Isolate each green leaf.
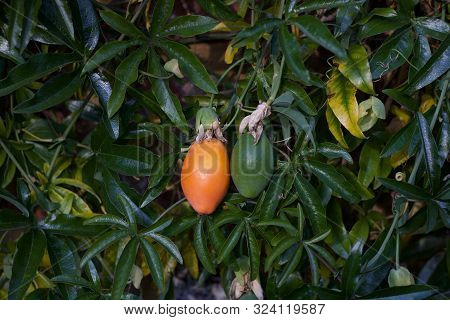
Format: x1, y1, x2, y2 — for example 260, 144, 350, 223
409, 34, 431, 81
147, 52, 188, 132
417, 112, 440, 194
14, 70, 82, 114
102, 169, 153, 227
273, 106, 309, 132
357, 8, 398, 25
161, 15, 218, 37
405, 34, 450, 94
98, 144, 156, 176
259, 166, 288, 220
291, 15, 347, 59
305, 142, 353, 164
279, 244, 303, 286
232, 18, 282, 48
111, 237, 139, 299
358, 139, 381, 187
193, 217, 216, 274
279, 24, 311, 85
149, 0, 174, 37
378, 178, 432, 201
84, 215, 128, 229
298, 0, 364, 12
349, 218, 369, 246
264, 236, 297, 272
294, 174, 328, 236
0, 188, 30, 217
107, 47, 147, 117
342, 245, 362, 298
337, 44, 375, 95
140, 237, 165, 291
0, 209, 30, 231
9, 229, 47, 299
370, 28, 413, 79
335, 3, 361, 36
217, 222, 245, 263
51, 275, 95, 291
0, 36, 24, 64
195, 0, 240, 21
19, 0, 42, 52
381, 118, 417, 157
282, 81, 317, 115
306, 159, 360, 203
147, 233, 183, 264
358, 17, 409, 40
157, 39, 217, 93
47, 235, 79, 299
39, 0, 75, 42
8, 0, 24, 50
80, 230, 129, 267
361, 285, 437, 300
0, 53, 80, 97
99, 10, 147, 39
327, 70, 365, 138
246, 224, 260, 281
70, 0, 99, 51
383, 88, 420, 111
38, 214, 108, 237
257, 219, 298, 235
412, 18, 450, 41
82, 40, 142, 74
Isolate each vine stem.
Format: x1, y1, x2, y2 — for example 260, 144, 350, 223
0, 139, 35, 188
408, 79, 448, 184
368, 79, 449, 270
154, 197, 186, 223
46, 91, 94, 179
223, 38, 272, 131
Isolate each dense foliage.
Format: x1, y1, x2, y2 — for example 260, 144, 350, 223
0, 0, 449, 300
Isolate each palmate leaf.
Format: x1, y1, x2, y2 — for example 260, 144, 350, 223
327, 69, 365, 139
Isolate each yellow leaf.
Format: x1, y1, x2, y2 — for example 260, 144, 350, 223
326, 106, 349, 148
225, 43, 238, 64
212, 21, 249, 32
182, 241, 199, 279
390, 149, 409, 168
419, 94, 435, 113
391, 105, 411, 125
327, 70, 365, 138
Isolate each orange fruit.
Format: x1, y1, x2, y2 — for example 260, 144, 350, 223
181, 139, 230, 214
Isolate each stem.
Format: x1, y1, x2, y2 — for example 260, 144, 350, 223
395, 231, 400, 269
223, 38, 272, 131
154, 197, 186, 223
118, 0, 148, 41
209, 57, 246, 108
0, 139, 35, 187
407, 80, 448, 184
367, 203, 401, 268
47, 91, 94, 179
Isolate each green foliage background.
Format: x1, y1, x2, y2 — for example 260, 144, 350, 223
0, 0, 449, 300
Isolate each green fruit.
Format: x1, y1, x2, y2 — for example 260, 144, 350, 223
388, 267, 415, 287
231, 133, 274, 198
